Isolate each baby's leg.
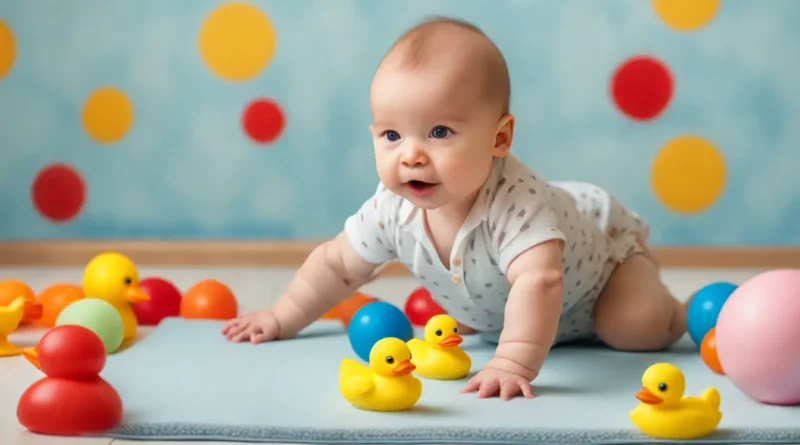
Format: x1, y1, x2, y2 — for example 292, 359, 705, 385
592, 252, 686, 351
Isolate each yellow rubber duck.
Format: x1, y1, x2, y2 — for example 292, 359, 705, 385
407, 314, 471, 379
83, 252, 149, 342
631, 362, 722, 440
0, 296, 42, 356
339, 337, 422, 412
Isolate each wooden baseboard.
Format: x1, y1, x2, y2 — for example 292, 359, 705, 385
0, 241, 797, 272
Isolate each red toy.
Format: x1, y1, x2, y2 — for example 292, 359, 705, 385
404, 287, 446, 326
133, 277, 182, 325
17, 325, 123, 436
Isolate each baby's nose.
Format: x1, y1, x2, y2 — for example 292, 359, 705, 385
400, 145, 428, 166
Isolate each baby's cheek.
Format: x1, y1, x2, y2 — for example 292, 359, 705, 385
446, 156, 491, 189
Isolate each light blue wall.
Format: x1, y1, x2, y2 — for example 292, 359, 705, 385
1, 0, 798, 245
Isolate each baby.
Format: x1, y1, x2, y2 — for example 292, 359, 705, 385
222, 17, 688, 400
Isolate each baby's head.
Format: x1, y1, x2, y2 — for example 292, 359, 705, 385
369, 17, 513, 212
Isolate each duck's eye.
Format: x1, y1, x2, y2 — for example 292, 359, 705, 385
435, 329, 442, 336
658, 383, 668, 392
385, 356, 394, 364
124, 277, 132, 285
453, 327, 458, 333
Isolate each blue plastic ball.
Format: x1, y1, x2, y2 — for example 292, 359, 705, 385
347, 301, 413, 362
687, 281, 738, 346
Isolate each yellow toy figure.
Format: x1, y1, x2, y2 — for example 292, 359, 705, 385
339, 337, 422, 412
0, 297, 42, 356
407, 314, 471, 379
631, 362, 722, 440
83, 252, 149, 342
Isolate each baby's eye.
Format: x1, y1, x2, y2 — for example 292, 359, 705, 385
430, 126, 451, 139
383, 130, 400, 142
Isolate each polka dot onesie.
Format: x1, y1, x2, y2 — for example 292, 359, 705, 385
344, 154, 650, 345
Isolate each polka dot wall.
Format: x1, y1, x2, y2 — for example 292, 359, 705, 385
0, 1, 798, 243
611, 0, 725, 215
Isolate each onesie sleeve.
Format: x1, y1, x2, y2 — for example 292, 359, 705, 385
487, 169, 566, 275
343, 183, 399, 265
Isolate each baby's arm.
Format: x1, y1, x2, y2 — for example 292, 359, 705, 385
223, 232, 381, 342
271, 231, 382, 338
492, 238, 564, 381
461, 162, 567, 399
223, 185, 398, 343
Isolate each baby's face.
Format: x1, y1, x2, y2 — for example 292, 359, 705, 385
369, 62, 507, 211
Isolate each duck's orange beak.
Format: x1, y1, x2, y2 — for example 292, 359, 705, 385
125, 285, 149, 304
635, 387, 662, 405
391, 359, 416, 375
23, 347, 40, 369
438, 333, 463, 347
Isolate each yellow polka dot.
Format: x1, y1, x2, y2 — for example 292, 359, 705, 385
82, 87, 134, 144
652, 0, 720, 31
0, 19, 16, 79
651, 135, 726, 214
198, 3, 276, 81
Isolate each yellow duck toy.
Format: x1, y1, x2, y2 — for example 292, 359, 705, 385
83, 252, 149, 342
0, 296, 43, 356
631, 362, 722, 440
339, 337, 422, 412
407, 314, 471, 380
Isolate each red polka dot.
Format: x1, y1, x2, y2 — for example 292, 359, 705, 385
242, 98, 285, 144
610, 55, 674, 121
31, 163, 86, 223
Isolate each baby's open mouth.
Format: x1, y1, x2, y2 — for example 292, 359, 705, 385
406, 180, 438, 196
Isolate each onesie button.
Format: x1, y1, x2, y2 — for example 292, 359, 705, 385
452, 257, 462, 267
451, 274, 461, 284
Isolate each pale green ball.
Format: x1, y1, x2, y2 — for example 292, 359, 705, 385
55, 298, 124, 353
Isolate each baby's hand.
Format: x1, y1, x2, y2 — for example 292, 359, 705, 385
460, 358, 534, 400
221, 310, 280, 344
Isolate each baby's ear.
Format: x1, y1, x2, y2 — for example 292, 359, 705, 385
493, 113, 515, 157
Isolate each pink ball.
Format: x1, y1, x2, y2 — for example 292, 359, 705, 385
715, 269, 800, 405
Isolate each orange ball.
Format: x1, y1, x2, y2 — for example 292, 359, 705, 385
319, 306, 339, 321
0, 279, 37, 323
180, 279, 238, 320
701, 327, 725, 375
334, 291, 378, 327
35, 283, 85, 327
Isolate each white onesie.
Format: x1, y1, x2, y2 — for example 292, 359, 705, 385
344, 154, 649, 345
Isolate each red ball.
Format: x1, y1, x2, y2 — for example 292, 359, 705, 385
404, 287, 446, 326
35, 325, 106, 380
133, 277, 182, 325
17, 377, 122, 435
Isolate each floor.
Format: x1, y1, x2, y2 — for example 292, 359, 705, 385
0, 265, 770, 445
